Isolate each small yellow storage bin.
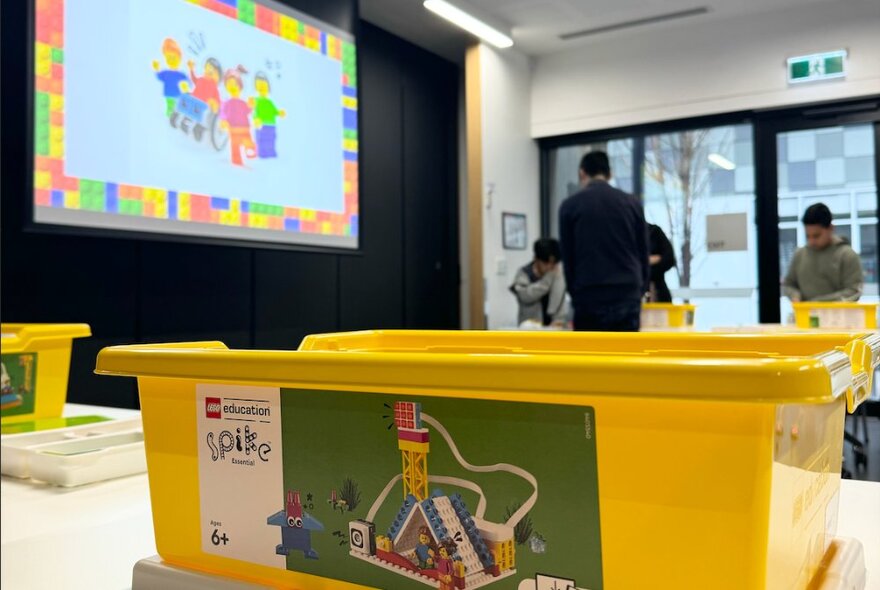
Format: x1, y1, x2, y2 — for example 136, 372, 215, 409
96, 331, 878, 590
641, 302, 696, 329
1, 323, 91, 423
793, 302, 878, 330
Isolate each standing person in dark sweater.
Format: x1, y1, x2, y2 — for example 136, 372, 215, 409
648, 224, 676, 303
559, 151, 650, 331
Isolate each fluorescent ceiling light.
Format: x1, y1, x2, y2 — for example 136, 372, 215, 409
424, 0, 514, 49
708, 153, 736, 170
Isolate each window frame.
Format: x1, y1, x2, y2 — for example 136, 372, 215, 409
538, 97, 880, 323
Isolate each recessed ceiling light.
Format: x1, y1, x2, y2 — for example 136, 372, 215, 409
423, 0, 514, 49
708, 153, 736, 170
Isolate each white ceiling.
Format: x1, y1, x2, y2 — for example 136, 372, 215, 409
361, 0, 840, 62
360, 0, 474, 62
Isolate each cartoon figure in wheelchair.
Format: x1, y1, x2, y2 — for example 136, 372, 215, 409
168, 56, 229, 151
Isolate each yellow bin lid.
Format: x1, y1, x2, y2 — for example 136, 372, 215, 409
792, 302, 878, 309
641, 303, 696, 310
2, 323, 91, 353
95, 331, 878, 408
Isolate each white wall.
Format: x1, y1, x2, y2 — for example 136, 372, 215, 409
479, 45, 541, 329
531, 0, 880, 137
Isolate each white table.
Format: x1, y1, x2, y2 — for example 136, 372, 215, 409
838, 479, 880, 589
2, 404, 878, 589
1, 404, 156, 590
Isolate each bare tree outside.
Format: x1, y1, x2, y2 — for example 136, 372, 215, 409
643, 128, 733, 290
547, 124, 757, 327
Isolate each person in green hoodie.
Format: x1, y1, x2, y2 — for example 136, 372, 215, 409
783, 203, 863, 302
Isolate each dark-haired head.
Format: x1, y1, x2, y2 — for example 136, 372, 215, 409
534, 238, 561, 263
802, 203, 834, 250
579, 151, 611, 182
533, 238, 560, 277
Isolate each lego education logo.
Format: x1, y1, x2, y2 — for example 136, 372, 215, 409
206, 397, 222, 419
206, 397, 273, 422
203, 395, 274, 466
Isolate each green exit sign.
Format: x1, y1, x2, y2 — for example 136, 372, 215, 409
787, 50, 847, 84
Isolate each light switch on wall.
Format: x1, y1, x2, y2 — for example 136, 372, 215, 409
495, 256, 508, 276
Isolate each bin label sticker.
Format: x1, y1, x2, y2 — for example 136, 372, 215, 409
641, 308, 669, 328
1, 353, 37, 417
197, 388, 603, 589
196, 385, 285, 568
808, 308, 866, 329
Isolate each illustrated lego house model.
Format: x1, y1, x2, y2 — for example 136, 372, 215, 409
349, 402, 536, 589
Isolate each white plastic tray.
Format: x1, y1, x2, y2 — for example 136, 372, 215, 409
0, 417, 145, 486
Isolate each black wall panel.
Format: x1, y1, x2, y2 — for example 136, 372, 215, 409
339, 24, 405, 330
402, 46, 460, 329
139, 242, 253, 347
254, 250, 339, 349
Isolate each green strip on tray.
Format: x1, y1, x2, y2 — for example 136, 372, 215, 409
1, 415, 111, 435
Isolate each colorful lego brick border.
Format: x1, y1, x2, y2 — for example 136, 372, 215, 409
33, 0, 358, 239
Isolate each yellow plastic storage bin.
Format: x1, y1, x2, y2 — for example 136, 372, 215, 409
708, 326, 880, 406
640, 302, 696, 329
95, 330, 879, 590
1, 323, 90, 424
793, 302, 878, 330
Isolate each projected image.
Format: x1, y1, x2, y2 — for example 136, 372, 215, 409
151, 38, 287, 166
33, 0, 359, 248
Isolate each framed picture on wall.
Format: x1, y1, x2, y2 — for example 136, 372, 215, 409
502, 212, 528, 250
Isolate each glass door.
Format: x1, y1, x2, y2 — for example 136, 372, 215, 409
542, 122, 759, 330
755, 104, 880, 324
775, 123, 879, 322
540, 101, 880, 328
545, 139, 635, 238
642, 123, 758, 329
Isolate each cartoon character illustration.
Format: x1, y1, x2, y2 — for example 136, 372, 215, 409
0, 362, 23, 411
435, 538, 458, 590
1, 363, 11, 396
249, 72, 286, 158
188, 56, 222, 113
328, 489, 349, 514
152, 38, 189, 117
219, 66, 257, 166
286, 489, 304, 528
267, 488, 324, 559
412, 526, 436, 569
156, 51, 227, 150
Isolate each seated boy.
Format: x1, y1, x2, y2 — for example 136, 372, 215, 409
510, 238, 568, 327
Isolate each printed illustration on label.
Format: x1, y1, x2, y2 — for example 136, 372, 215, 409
196, 387, 602, 588
1, 353, 37, 417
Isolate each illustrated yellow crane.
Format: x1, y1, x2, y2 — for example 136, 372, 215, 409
393, 401, 430, 500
